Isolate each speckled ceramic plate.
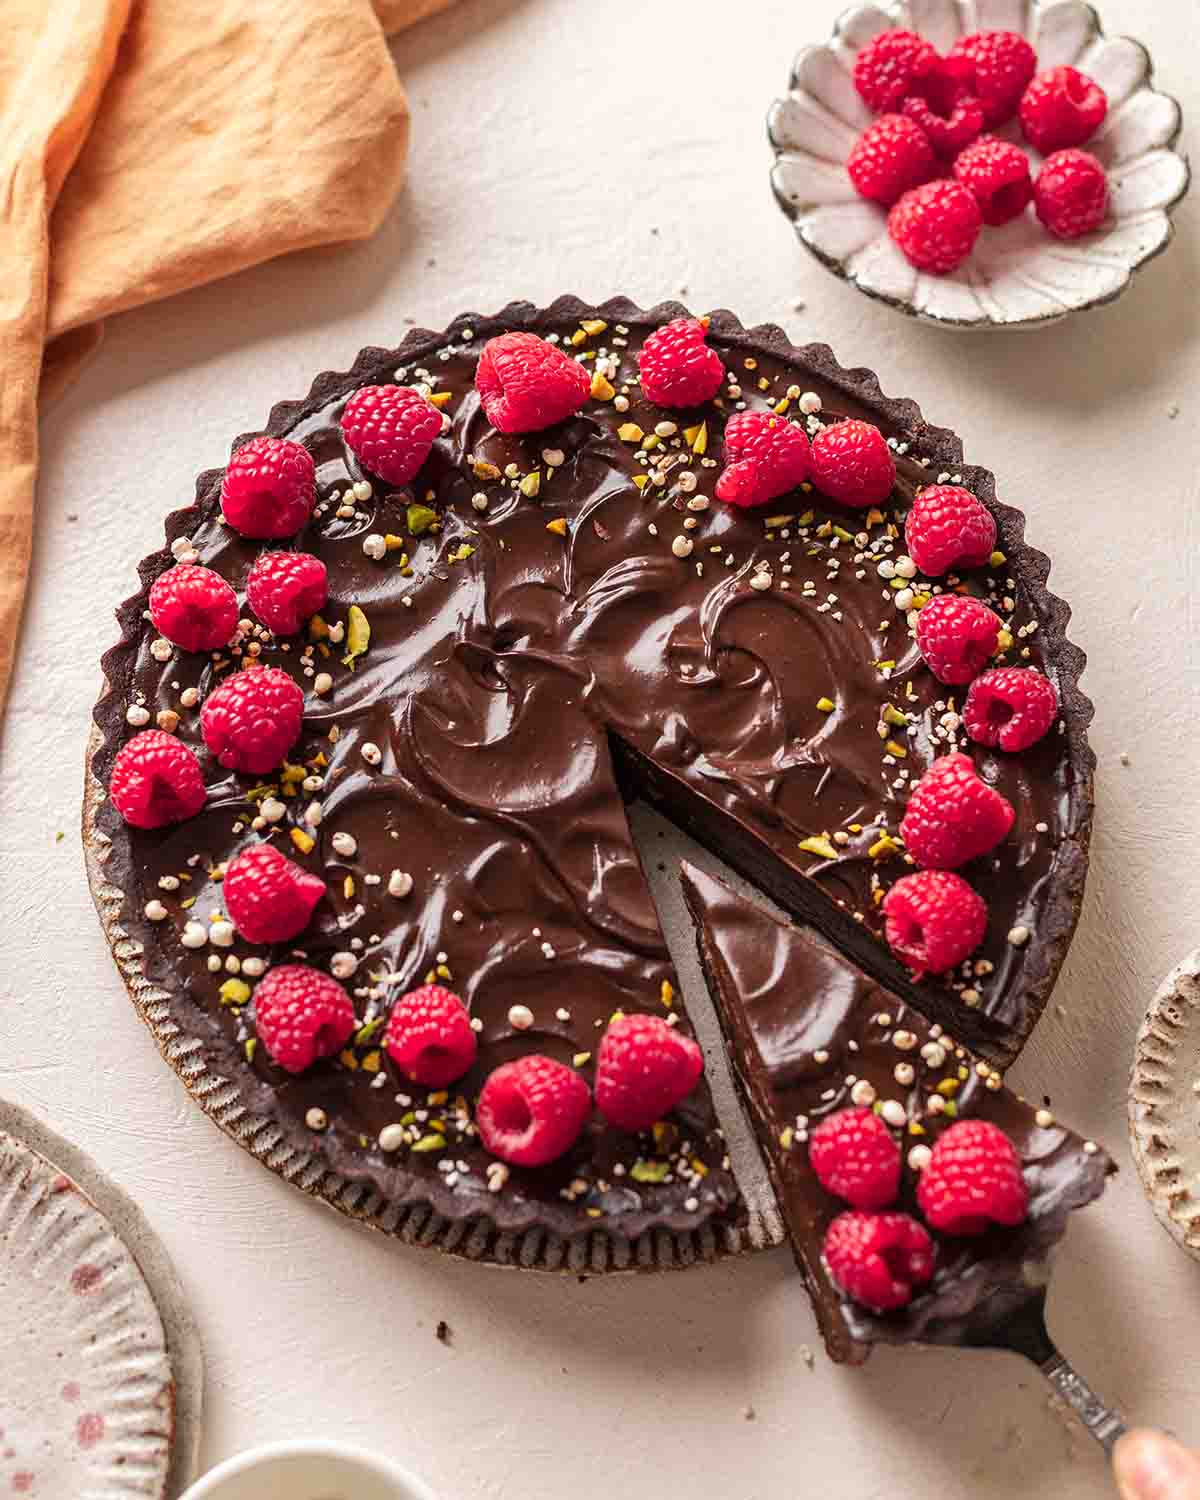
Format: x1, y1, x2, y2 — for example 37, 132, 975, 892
1129, 949, 1200, 1260
0, 1129, 179, 1497
769, 0, 1189, 328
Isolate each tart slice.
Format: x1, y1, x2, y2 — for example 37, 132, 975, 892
680, 861, 1113, 1364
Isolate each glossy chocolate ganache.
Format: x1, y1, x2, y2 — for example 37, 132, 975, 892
90, 297, 1093, 1247
681, 862, 1113, 1362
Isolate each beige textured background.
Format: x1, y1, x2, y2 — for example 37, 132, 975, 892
3, 0, 1198, 1494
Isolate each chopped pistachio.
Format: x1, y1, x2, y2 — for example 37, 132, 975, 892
580, 318, 608, 336
471, 460, 501, 481
989, 550, 1006, 568
290, 828, 315, 855
518, 470, 542, 498
816, 696, 835, 713
617, 422, 645, 444
868, 833, 900, 860
342, 605, 370, 669
219, 978, 251, 1007
590, 371, 615, 401
632, 474, 650, 491
683, 421, 708, 455
884, 740, 908, 758
882, 704, 909, 728
545, 518, 568, 537
355, 1018, 384, 1047
427, 390, 453, 408
798, 834, 838, 861
407, 503, 438, 535
630, 1159, 670, 1184
660, 979, 675, 1010
763, 513, 794, 530
411, 1134, 446, 1153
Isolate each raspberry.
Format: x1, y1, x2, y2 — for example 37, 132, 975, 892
340, 384, 443, 485
252, 963, 356, 1075
1020, 66, 1107, 154
223, 843, 325, 944
200, 666, 304, 775
637, 318, 724, 409
245, 551, 328, 636
384, 984, 478, 1088
715, 412, 810, 508
953, 137, 1033, 226
148, 563, 239, 653
809, 1108, 901, 1210
904, 484, 996, 576
853, 29, 939, 114
109, 730, 206, 829
901, 89, 984, 159
947, 30, 1037, 126
476, 1054, 591, 1167
917, 1119, 1029, 1235
882, 869, 987, 975
823, 1211, 935, 1312
809, 419, 896, 509
595, 1013, 704, 1133
888, 180, 982, 274
915, 594, 1002, 685
1034, 149, 1108, 240
220, 436, 315, 540
900, 753, 1015, 870
847, 114, 936, 207
964, 667, 1059, 752
475, 332, 591, 435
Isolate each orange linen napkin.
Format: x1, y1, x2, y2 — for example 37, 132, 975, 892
0, 0, 131, 715
0, 0, 451, 723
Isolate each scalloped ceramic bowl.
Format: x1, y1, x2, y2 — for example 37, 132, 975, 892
769, 0, 1189, 328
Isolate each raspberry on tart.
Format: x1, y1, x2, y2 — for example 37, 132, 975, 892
200, 665, 304, 775
594, 1013, 704, 1133
914, 593, 1004, 685
637, 317, 724, 408
340, 384, 444, 485
904, 484, 996, 576
476, 1054, 592, 1168
223, 843, 325, 945
846, 115, 937, 207
888, 179, 983, 274
900, 753, 1015, 871
1034, 149, 1109, 240
882, 868, 987, 974
474, 331, 591, 434
715, 411, 810, 508
809, 419, 895, 508
1019, 66, 1107, 154
149, 564, 239, 653
823, 1211, 935, 1312
964, 667, 1059, 751
682, 862, 1114, 1362
852, 29, 939, 114
917, 1119, 1029, 1235
253, 964, 357, 1075
809, 1108, 902, 1210
384, 984, 477, 1087
946, 29, 1037, 126
109, 730, 206, 829
953, 137, 1033, 227
245, 551, 328, 637
221, 436, 315, 539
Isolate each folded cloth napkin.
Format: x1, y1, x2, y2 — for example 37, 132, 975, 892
0, 0, 450, 720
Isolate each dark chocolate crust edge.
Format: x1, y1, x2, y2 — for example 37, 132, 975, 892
84, 294, 1095, 1270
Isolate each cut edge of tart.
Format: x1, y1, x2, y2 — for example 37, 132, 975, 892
680, 859, 1114, 1358
84, 295, 1095, 1272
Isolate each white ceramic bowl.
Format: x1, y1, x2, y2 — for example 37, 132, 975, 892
768, 0, 1189, 328
179, 1440, 437, 1500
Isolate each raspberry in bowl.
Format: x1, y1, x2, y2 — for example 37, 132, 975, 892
768, 0, 1187, 327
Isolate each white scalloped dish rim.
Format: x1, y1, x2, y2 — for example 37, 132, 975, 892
768, 0, 1189, 329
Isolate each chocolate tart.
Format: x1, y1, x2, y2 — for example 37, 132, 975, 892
681, 861, 1114, 1360
86, 296, 1094, 1271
